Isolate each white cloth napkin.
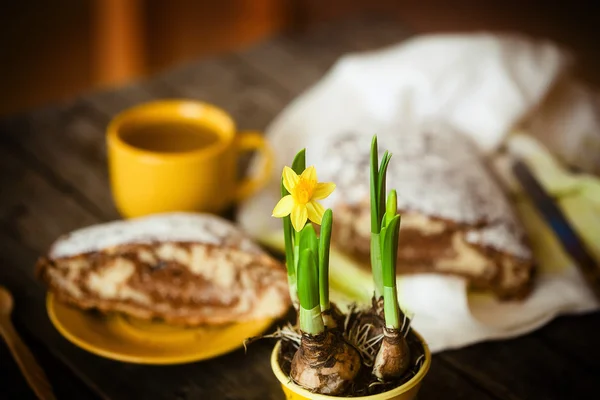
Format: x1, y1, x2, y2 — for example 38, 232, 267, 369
237, 33, 600, 352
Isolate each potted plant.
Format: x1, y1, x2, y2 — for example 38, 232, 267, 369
265, 136, 431, 399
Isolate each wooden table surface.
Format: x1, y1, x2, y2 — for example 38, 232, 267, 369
1, 16, 599, 400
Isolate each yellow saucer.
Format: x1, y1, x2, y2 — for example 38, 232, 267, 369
47, 294, 275, 364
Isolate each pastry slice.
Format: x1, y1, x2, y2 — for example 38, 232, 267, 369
36, 213, 291, 325
322, 129, 534, 300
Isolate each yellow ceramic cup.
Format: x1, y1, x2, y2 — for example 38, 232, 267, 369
270, 331, 431, 400
107, 100, 273, 218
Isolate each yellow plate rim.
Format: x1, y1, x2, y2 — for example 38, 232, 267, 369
46, 293, 273, 365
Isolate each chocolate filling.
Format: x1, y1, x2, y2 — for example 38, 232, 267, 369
332, 205, 534, 300
36, 241, 290, 325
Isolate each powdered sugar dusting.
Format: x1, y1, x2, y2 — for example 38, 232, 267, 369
320, 128, 531, 259
49, 212, 262, 259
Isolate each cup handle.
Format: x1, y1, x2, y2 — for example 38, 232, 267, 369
234, 131, 274, 202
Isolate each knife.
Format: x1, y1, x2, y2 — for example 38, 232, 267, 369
512, 160, 600, 302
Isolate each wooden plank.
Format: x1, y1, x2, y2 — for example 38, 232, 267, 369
237, 16, 411, 95
0, 147, 121, 399
79, 54, 291, 133
0, 78, 178, 224
0, 106, 119, 222
422, 356, 497, 400
0, 340, 37, 400
534, 312, 600, 370
153, 54, 290, 131
78, 81, 159, 118
3, 328, 100, 400
0, 142, 100, 252
0, 232, 113, 400
439, 332, 600, 400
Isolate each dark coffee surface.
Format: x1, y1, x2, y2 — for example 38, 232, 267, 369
119, 122, 220, 153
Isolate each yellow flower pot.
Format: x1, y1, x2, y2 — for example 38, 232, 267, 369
270, 331, 431, 400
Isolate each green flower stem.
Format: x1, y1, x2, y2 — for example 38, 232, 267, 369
282, 216, 294, 274
318, 209, 333, 311
386, 190, 397, 227
291, 148, 307, 285
282, 217, 297, 305
381, 214, 401, 329
281, 164, 294, 273
294, 229, 301, 277
286, 276, 298, 307
299, 224, 319, 268
281, 148, 305, 306
370, 233, 384, 297
297, 248, 324, 334
383, 285, 399, 329
380, 191, 399, 313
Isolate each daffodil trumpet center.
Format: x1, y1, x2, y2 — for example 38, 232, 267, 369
292, 178, 316, 204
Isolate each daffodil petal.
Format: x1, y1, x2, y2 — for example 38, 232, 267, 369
290, 204, 308, 232
312, 182, 336, 200
282, 166, 299, 193
272, 195, 295, 217
306, 201, 325, 225
300, 166, 317, 183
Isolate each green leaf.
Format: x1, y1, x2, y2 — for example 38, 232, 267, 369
370, 232, 384, 297
381, 212, 388, 230
282, 217, 295, 278
297, 249, 320, 310
300, 224, 319, 262
378, 151, 392, 224
281, 175, 294, 277
318, 209, 333, 310
379, 225, 387, 251
291, 149, 306, 175
381, 213, 401, 329
383, 286, 400, 329
382, 215, 401, 288
370, 135, 380, 233
386, 189, 397, 227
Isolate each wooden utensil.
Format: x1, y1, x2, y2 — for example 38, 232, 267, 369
0, 286, 56, 400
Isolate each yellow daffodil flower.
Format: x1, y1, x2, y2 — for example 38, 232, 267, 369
272, 166, 336, 231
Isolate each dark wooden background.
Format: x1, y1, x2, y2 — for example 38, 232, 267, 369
1, 16, 599, 400
2, 0, 600, 116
